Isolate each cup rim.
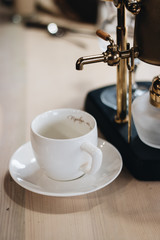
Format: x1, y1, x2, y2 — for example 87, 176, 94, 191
31, 108, 97, 141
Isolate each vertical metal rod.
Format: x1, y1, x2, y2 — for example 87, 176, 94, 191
115, 1, 127, 123
128, 70, 132, 142
127, 47, 134, 143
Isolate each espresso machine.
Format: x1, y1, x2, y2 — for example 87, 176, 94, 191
76, 0, 160, 180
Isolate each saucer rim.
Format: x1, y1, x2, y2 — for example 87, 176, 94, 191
9, 138, 123, 197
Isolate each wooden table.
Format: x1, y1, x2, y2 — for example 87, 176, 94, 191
0, 17, 160, 240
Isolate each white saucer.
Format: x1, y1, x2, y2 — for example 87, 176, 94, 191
9, 138, 122, 197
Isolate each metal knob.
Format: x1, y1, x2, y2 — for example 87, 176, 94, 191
96, 29, 115, 45
150, 75, 160, 108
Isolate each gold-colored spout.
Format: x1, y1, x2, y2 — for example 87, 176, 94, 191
76, 53, 108, 70
76, 30, 122, 71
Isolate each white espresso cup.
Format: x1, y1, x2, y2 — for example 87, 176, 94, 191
31, 109, 102, 181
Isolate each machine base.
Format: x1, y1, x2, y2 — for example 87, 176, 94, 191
85, 82, 160, 180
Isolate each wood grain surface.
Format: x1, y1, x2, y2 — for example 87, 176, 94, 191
0, 20, 160, 240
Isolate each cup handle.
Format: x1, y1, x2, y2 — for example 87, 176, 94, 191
80, 142, 102, 174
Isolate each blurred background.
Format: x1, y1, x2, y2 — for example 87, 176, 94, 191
0, 0, 99, 24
